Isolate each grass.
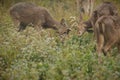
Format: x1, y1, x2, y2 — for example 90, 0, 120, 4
0, 0, 120, 80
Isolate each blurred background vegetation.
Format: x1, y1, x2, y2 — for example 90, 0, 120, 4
0, 0, 120, 80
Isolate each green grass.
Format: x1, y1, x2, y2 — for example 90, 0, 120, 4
0, 0, 120, 80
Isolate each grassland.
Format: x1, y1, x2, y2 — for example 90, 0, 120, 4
0, 0, 120, 80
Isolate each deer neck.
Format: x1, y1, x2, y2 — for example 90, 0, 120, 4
45, 18, 61, 30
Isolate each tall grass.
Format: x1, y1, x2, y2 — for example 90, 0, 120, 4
0, 0, 120, 80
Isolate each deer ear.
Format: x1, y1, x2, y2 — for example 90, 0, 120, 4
60, 18, 67, 27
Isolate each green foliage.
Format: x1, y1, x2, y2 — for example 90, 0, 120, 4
0, 0, 120, 80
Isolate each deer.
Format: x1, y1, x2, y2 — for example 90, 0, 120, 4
77, 2, 118, 36
9, 2, 71, 35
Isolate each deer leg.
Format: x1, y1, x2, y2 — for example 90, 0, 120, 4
117, 43, 120, 53
97, 34, 104, 56
18, 22, 27, 32
96, 34, 104, 62
102, 39, 116, 55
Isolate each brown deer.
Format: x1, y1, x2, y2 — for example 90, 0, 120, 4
77, 2, 118, 36
9, 2, 70, 35
94, 15, 120, 56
